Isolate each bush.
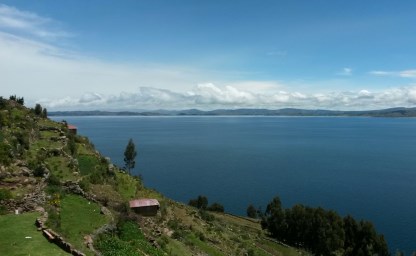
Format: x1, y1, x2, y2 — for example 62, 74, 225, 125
47, 173, 61, 186
33, 165, 47, 177
0, 205, 7, 215
79, 178, 90, 191
207, 202, 224, 212
199, 210, 215, 222
0, 142, 12, 166
0, 189, 12, 201
96, 233, 139, 256
188, 195, 208, 210
247, 204, 257, 218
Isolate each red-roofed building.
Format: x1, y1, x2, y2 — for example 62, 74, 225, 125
67, 124, 77, 135
129, 199, 160, 216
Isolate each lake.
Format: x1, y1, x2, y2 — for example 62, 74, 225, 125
52, 116, 416, 253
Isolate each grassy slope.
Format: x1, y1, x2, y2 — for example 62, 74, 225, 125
59, 195, 110, 255
0, 212, 70, 256
0, 100, 308, 256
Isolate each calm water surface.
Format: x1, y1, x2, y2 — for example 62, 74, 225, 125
53, 116, 416, 253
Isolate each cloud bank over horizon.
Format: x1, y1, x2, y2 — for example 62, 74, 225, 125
2, 3, 416, 111
38, 83, 416, 111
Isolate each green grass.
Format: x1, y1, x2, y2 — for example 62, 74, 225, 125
38, 119, 63, 129
77, 155, 100, 175
45, 156, 76, 181
115, 172, 139, 200
40, 130, 59, 139
258, 239, 310, 256
185, 233, 224, 256
60, 194, 110, 255
31, 139, 63, 151
165, 238, 193, 256
0, 212, 69, 256
96, 221, 164, 256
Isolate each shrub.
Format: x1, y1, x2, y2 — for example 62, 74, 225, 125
199, 210, 215, 222
247, 204, 257, 218
0, 142, 12, 166
207, 202, 224, 212
0, 188, 12, 201
33, 165, 47, 177
0, 205, 7, 215
188, 195, 208, 210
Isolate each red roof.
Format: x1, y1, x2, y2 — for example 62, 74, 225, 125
129, 199, 160, 208
67, 124, 77, 130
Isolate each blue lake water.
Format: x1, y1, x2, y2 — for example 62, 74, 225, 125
52, 116, 416, 253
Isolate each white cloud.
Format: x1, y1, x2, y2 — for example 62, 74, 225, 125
0, 4, 70, 40
2, 4, 416, 112
37, 84, 416, 111
369, 69, 416, 78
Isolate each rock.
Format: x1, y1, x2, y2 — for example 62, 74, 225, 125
100, 206, 112, 217
163, 228, 174, 237
20, 167, 32, 176
35, 206, 45, 213
84, 235, 93, 246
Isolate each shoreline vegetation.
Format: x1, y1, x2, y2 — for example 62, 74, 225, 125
0, 95, 401, 255
49, 107, 416, 117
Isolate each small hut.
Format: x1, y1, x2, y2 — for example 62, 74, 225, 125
129, 199, 160, 216
67, 124, 77, 135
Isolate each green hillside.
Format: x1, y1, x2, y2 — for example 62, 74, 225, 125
1, 96, 392, 256
0, 96, 308, 255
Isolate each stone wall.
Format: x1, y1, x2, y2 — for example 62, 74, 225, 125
35, 211, 86, 256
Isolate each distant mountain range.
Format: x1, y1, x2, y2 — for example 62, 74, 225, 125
49, 107, 416, 117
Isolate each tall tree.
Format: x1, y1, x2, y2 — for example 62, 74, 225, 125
34, 104, 42, 116
123, 138, 137, 174
247, 204, 257, 218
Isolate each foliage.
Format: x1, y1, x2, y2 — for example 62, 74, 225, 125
261, 196, 389, 256
46, 205, 62, 231
199, 210, 215, 222
47, 172, 61, 186
0, 142, 12, 165
96, 221, 164, 256
33, 165, 47, 177
78, 155, 100, 175
96, 234, 140, 256
0, 205, 7, 215
115, 172, 140, 200
207, 202, 225, 212
67, 132, 77, 156
123, 138, 137, 174
9, 95, 24, 105
34, 103, 43, 116
0, 188, 12, 201
247, 204, 258, 218
13, 130, 30, 151
188, 195, 208, 210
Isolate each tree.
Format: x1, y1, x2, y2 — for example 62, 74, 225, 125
188, 195, 208, 210
123, 138, 137, 175
247, 204, 257, 218
42, 108, 47, 118
34, 104, 42, 116
207, 202, 224, 212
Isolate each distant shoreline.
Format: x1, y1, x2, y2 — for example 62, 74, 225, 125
49, 107, 416, 117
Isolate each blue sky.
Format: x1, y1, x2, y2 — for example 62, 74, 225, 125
1, 0, 416, 110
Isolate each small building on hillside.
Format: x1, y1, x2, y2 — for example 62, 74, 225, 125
67, 124, 77, 135
129, 199, 160, 216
